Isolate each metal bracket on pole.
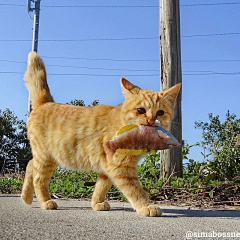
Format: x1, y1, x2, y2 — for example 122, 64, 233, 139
27, 0, 34, 13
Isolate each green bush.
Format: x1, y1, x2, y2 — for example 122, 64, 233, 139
195, 111, 240, 180
0, 177, 23, 193
49, 169, 98, 198
138, 153, 165, 191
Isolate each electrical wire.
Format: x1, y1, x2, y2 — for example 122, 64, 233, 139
1, 71, 240, 76
183, 59, 240, 63
181, 2, 240, 7
42, 56, 159, 62
41, 5, 159, 8
0, 71, 159, 77
182, 32, 240, 38
0, 59, 159, 72
0, 32, 239, 42
2, 57, 240, 64
1, 2, 240, 7
1, 58, 240, 65
0, 37, 157, 42
42, 56, 240, 63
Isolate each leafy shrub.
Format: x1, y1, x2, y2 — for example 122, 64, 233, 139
0, 108, 31, 172
138, 153, 165, 191
0, 177, 23, 193
195, 111, 240, 180
49, 169, 98, 198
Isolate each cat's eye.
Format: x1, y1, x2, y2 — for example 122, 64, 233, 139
137, 108, 146, 114
157, 110, 164, 116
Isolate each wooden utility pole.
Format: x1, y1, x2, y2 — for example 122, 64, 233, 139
160, 0, 183, 178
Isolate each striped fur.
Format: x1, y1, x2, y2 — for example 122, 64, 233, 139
22, 52, 181, 216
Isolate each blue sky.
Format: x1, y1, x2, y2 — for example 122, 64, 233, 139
0, 0, 240, 162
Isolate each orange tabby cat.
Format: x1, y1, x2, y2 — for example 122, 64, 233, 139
21, 52, 181, 217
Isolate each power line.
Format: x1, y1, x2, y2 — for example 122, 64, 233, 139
41, 5, 159, 8
46, 64, 159, 72
0, 71, 159, 77
1, 32, 240, 43
42, 56, 240, 63
1, 2, 240, 7
2, 58, 240, 64
1, 60, 240, 75
181, 2, 240, 7
0, 4, 159, 8
48, 73, 159, 77
1, 71, 240, 76
42, 56, 159, 62
0, 37, 158, 42
183, 72, 240, 75
182, 32, 240, 38
0, 4, 26, 7
0, 71, 23, 74
183, 59, 240, 63
2, 58, 240, 76
0, 59, 159, 72
0, 60, 26, 64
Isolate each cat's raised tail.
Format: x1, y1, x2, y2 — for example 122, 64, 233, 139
24, 52, 54, 109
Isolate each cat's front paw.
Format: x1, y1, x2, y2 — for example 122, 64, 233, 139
92, 201, 110, 211
137, 205, 162, 217
41, 200, 58, 210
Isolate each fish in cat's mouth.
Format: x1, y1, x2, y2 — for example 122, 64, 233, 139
104, 124, 181, 160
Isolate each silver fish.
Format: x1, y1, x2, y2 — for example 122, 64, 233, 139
103, 125, 181, 160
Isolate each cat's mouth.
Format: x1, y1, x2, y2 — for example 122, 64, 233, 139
139, 120, 161, 127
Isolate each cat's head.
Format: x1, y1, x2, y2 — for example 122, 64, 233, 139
121, 78, 181, 131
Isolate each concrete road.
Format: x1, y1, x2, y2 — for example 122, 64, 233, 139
0, 195, 240, 240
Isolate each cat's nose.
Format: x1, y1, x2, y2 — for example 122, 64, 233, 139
147, 119, 155, 126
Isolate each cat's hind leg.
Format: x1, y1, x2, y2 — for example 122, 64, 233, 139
91, 173, 112, 211
32, 157, 58, 210
21, 160, 34, 205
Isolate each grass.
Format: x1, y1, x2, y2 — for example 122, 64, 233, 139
1, 154, 239, 209
0, 169, 125, 200
0, 176, 23, 194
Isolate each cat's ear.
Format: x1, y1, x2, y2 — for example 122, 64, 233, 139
163, 83, 181, 105
121, 77, 141, 95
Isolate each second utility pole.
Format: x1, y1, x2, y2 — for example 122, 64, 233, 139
31, 0, 41, 52
27, 0, 41, 113
160, 0, 183, 178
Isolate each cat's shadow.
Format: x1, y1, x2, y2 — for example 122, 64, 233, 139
29, 198, 240, 218
57, 206, 240, 218
162, 208, 240, 218
44, 206, 240, 218
49, 206, 135, 212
